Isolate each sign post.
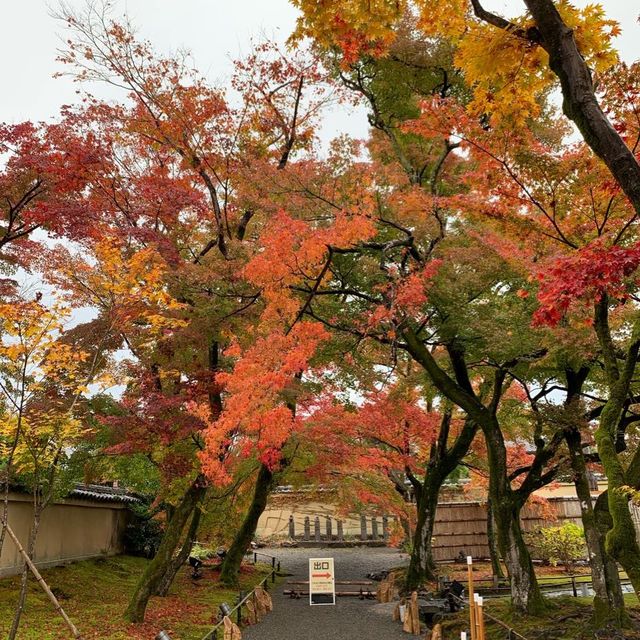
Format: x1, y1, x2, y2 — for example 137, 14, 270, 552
309, 557, 335, 605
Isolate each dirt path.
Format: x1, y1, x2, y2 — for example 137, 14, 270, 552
243, 547, 410, 640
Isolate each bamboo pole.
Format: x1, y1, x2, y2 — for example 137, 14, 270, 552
476, 595, 485, 640
5, 523, 84, 639
467, 556, 476, 640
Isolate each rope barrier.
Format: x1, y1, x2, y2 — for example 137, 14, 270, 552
199, 551, 282, 640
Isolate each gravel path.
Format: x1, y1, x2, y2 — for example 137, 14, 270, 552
242, 547, 410, 640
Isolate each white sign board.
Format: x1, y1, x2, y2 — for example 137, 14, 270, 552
309, 557, 335, 605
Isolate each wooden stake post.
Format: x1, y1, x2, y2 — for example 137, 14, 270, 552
467, 556, 476, 640
5, 523, 84, 639
474, 595, 481, 640
477, 595, 486, 640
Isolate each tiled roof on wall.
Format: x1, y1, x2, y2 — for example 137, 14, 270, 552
67, 484, 141, 504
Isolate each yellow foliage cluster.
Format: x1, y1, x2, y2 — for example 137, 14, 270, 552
290, 0, 403, 53
455, 22, 551, 126
0, 299, 91, 475
458, 1, 619, 125
4, 413, 87, 477
0, 301, 85, 391
52, 239, 186, 349
292, 0, 620, 125
414, 0, 468, 39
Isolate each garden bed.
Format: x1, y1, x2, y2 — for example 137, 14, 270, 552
0, 555, 273, 639
392, 563, 640, 639
440, 595, 640, 640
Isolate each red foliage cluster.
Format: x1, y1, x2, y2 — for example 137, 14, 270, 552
200, 322, 329, 485
534, 241, 640, 325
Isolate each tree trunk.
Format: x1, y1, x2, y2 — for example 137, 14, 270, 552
399, 515, 412, 545
406, 473, 441, 590
401, 328, 542, 612
155, 505, 202, 597
405, 414, 477, 591
594, 491, 627, 616
486, 500, 505, 581
596, 410, 640, 598
565, 427, 624, 626
220, 463, 274, 586
492, 491, 544, 614
484, 419, 544, 614
590, 301, 640, 599
523, 0, 640, 215
124, 480, 206, 623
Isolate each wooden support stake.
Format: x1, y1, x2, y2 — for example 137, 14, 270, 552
473, 594, 480, 640
5, 523, 84, 639
467, 556, 476, 640
477, 596, 486, 640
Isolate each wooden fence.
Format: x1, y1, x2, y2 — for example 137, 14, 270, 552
430, 497, 584, 562
259, 496, 602, 561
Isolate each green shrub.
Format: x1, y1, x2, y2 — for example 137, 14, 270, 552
530, 523, 586, 572
123, 504, 164, 558
190, 543, 217, 560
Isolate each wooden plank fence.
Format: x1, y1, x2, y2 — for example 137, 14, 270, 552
263, 496, 633, 561
430, 497, 584, 562
433, 497, 582, 562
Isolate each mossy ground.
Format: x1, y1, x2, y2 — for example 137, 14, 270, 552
0, 555, 274, 639
440, 595, 640, 640
394, 562, 640, 639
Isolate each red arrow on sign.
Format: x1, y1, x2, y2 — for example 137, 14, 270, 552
312, 572, 332, 578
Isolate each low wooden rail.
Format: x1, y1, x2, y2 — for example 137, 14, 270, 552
199, 551, 281, 640
481, 607, 530, 640
442, 569, 630, 598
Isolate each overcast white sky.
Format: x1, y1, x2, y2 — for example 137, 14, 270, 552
1, 0, 638, 141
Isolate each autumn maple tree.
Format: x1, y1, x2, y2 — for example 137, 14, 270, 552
44, 2, 352, 619
0, 293, 118, 638
288, 0, 640, 622
408, 69, 640, 621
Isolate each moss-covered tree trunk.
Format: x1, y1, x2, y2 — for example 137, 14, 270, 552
405, 414, 477, 591
155, 505, 202, 597
595, 407, 640, 596
219, 463, 274, 586
125, 480, 206, 622
484, 418, 545, 614
593, 301, 640, 599
486, 500, 505, 581
406, 474, 440, 590
594, 492, 626, 613
492, 491, 543, 614
565, 426, 624, 626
